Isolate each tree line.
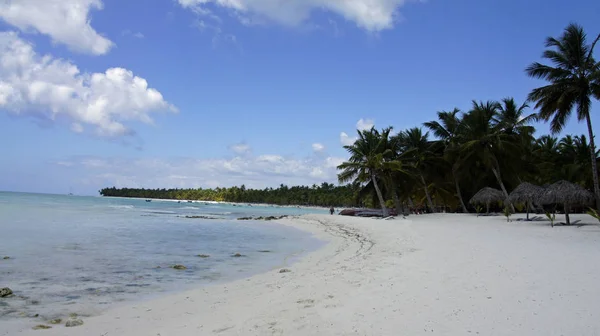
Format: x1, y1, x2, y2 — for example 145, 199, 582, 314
337, 23, 600, 216
99, 183, 362, 207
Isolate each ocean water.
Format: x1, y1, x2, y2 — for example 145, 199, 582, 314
0, 192, 326, 324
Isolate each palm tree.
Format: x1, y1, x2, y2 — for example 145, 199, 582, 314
526, 23, 600, 210
424, 108, 469, 212
337, 127, 396, 217
394, 127, 440, 212
495, 98, 537, 136
459, 100, 519, 212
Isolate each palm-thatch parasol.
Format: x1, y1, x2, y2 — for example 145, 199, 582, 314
508, 182, 545, 220
537, 180, 594, 226
470, 187, 505, 214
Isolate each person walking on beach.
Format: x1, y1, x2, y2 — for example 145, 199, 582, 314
329, 206, 335, 215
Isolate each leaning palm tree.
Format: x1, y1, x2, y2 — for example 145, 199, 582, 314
337, 127, 396, 217
458, 100, 519, 212
526, 23, 600, 210
424, 108, 469, 212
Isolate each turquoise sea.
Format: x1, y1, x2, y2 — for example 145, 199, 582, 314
0, 192, 325, 324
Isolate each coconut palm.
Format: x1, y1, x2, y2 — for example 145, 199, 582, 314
337, 127, 397, 217
458, 100, 518, 212
394, 127, 441, 212
526, 23, 600, 210
495, 98, 537, 137
424, 108, 469, 212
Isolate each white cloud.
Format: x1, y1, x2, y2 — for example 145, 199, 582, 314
229, 142, 252, 154
58, 154, 347, 191
0, 0, 113, 55
340, 132, 356, 146
356, 118, 374, 131
177, 0, 416, 32
0, 32, 176, 137
312, 143, 325, 152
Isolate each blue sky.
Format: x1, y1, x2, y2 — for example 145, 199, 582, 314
1, 0, 599, 195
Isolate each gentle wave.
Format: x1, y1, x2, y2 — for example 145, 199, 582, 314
108, 205, 135, 209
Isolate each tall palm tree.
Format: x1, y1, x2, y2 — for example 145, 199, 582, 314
337, 127, 396, 217
459, 100, 519, 211
394, 127, 440, 212
424, 108, 469, 212
526, 23, 600, 210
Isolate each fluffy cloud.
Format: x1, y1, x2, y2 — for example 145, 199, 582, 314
0, 32, 176, 137
177, 0, 416, 32
229, 142, 252, 154
356, 118, 374, 131
340, 132, 356, 146
0, 0, 113, 55
312, 143, 325, 152
57, 154, 346, 192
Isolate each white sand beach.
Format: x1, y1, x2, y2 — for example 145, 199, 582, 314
9, 213, 600, 335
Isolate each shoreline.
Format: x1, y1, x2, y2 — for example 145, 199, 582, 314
8, 213, 600, 335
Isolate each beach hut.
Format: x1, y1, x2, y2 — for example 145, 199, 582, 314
470, 187, 504, 215
537, 180, 594, 226
508, 182, 544, 220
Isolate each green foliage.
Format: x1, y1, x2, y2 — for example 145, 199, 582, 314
99, 183, 360, 207
475, 205, 483, 215
503, 206, 512, 222
515, 203, 525, 212
586, 208, 600, 223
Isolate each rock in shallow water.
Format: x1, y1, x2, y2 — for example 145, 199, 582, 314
48, 318, 62, 325
0, 287, 13, 297
171, 264, 187, 270
2, 256, 9, 260
196, 254, 210, 258
279, 269, 292, 273
232, 253, 245, 258
65, 318, 84, 327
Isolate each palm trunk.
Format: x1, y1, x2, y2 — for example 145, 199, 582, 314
564, 203, 571, 226
419, 174, 435, 212
526, 200, 530, 221
585, 114, 600, 211
491, 165, 515, 212
371, 174, 389, 217
453, 170, 468, 213
389, 180, 402, 215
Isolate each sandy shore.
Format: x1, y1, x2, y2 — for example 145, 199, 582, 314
9, 213, 600, 335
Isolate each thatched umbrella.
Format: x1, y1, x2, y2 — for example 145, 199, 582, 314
470, 187, 504, 214
537, 180, 594, 226
508, 182, 545, 220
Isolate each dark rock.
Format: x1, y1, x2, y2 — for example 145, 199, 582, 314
65, 318, 84, 327
32, 325, 52, 330
196, 254, 210, 258
2, 256, 9, 260
0, 287, 13, 297
258, 250, 271, 253
171, 264, 187, 270
237, 217, 253, 220
279, 269, 292, 273
48, 319, 62, 325
232, 253, 245, 258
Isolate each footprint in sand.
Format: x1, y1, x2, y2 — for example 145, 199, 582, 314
296, 299, 315, 308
